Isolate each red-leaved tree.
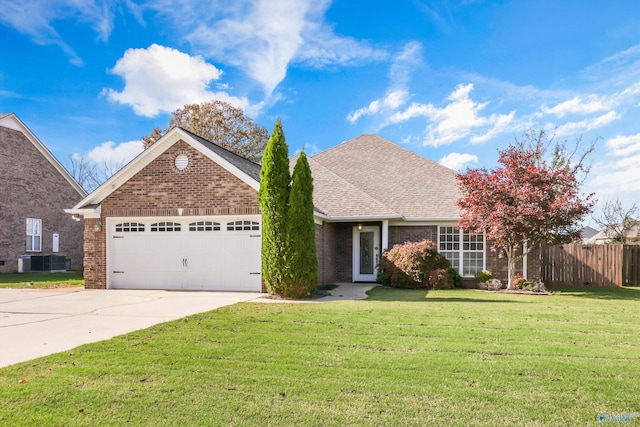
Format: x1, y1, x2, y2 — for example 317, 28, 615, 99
457, 145, 595, 289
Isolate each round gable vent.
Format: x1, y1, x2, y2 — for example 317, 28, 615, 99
174, 154, 189, 171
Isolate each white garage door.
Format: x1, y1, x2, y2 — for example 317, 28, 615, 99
107, 217, 262, 291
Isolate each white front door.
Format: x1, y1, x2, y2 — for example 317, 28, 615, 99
353, 226, 380, 282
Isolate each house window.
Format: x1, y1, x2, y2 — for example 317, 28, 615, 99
438, 227, 484, 277
150, 221, 181, 232
226, 220, 260, 231
26, 218, 42, 252
189, 221, 220, 231
115, 222, 145, 232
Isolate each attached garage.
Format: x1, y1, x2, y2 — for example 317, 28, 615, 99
67, 127, 264, 291
107, 217, 262, 291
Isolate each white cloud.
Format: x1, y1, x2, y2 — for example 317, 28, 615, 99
0, 0, 116, 66
294, 142, 321, 156
390, 83, 515, 147
605, 132, 640, 156
86, 140, 144, 169
542, 95, 610, 117
582, 43, 640, 82
347, 90, 409, 123
103, 44, 252, 117
438, 152, 478, 171
586, 130, 640, 209
470, 111, 515, 144
346, 42, 422, 124
554, 110, 620, 136
152, 0, 386, 94
588, 154, 640, 204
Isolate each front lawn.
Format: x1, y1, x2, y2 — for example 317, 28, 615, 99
1, 287, 639, 426
0, 271, 84, 288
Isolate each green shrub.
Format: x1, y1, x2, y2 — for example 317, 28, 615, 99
378, 240, 452, 289
448, 268, 464, 288
259, 119, 291, 296
474, 270, 492, 285
282, 152, 317, 298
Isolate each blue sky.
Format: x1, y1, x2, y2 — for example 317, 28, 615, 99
2, 1, 640, 215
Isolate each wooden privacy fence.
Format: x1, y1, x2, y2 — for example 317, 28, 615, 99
540, 244, 640, 287
623, 245, 640, 286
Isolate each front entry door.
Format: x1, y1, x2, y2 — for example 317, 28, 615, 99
353, 226, 380, 282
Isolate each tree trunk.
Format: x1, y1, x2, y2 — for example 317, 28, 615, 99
506, 247, 515, 290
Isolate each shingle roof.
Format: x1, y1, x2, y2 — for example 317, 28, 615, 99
179, 127, 262, 181
306, 134, 462, 220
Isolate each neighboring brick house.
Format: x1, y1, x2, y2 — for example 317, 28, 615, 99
0, 113, 85, 272
69, 129, 531, 290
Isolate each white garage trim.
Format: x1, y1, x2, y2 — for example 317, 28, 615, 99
106, 215, 262, 291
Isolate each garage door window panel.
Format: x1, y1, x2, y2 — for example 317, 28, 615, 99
227, 220, 260, 231
189, 221, 220, 232
115, 222, 145, 232
151, 221, 182, 232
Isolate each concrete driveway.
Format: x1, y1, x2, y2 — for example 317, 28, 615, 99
0, 288, 263, 368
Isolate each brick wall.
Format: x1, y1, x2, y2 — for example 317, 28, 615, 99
387, 225, 541, 286
485, 243, 541, 284
389, 225, 438, 247
0, 126, 84, 272
333, 223, 354, 282
85, 140, 260, 288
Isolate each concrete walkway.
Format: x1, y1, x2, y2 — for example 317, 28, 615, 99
0, 288, 263, 368
320, 282, 378, 301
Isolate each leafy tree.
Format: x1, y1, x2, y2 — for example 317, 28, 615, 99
142, 100, 269, 162
592, 198, 639, 244
258, 119, 291, 295
283, 152, 317, 298
457, 143, 595, 289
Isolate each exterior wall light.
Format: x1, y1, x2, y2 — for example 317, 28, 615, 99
357, 223, 363, 231
94, 219, 102, 233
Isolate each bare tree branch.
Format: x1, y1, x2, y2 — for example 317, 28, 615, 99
69, 154, 100, 192
514, 128, 598, 183
592, 198, 640, 244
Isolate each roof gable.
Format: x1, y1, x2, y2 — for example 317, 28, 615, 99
69, 127, 260, 212
0, 113, 86, 197
309, 134, 462, 220
179, 127, 261, 182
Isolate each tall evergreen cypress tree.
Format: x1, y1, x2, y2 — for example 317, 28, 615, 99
284, 152, 318, 298
258, 119, 291, 295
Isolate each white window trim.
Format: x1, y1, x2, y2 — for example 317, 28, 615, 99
26, 218, 42, 252
437, 226, 486, 277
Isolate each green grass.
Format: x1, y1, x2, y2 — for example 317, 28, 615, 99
0, 271, 84, 288
1, 287, 640, 426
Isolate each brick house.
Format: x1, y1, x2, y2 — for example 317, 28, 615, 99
68, 128, 530, 290
0, 113, 85, 272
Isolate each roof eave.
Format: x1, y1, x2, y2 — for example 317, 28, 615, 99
314, 213, 404, 222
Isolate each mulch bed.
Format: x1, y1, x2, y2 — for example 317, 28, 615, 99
487, 289, 554, 295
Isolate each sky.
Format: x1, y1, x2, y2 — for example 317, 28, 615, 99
1, 0, 640, 220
